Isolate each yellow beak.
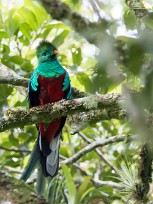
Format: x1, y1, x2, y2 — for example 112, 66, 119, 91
53, 50, 58, 55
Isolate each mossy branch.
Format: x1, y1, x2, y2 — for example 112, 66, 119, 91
125, 0, 149, 19
0, 93, 123, 132
134, 144, 153, 203
0, 171, 47, 204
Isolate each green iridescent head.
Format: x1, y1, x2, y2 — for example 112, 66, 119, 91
36, 41, 58, 63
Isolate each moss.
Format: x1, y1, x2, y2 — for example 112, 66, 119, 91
83, 95, 98, 109
133, 144, 152, 203
0, 171, 47, 204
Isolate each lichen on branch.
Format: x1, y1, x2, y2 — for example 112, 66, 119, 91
0, 93, 123, 132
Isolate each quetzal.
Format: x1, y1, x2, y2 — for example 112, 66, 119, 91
21, 41, 72, 181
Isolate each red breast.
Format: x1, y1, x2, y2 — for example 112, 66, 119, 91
38, 72, 66, 105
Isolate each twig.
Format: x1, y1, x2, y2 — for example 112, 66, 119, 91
74, 162, 122, 189
60, 154, 122, 189
78, 132, 119, 174
90, 0, 103, 22
1, 141, 124, 189
94, 160, 102, 180
61, 134, 128, 165
2, 167, 22, 174
0, 145, 30, 153
0, 63, 29, 87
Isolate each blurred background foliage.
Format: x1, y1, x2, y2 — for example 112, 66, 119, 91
0, 0, 153, 203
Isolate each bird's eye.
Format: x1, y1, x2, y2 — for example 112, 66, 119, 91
43, 52, 47, 56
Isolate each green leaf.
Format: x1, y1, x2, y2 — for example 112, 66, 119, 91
76, 72, 94, 93
9, 134, 19, 146
45, 22, 70, 30
117, 36, 136, 43
21, 60, 34, 71
126, 43, 144, 75
72, 47, 82, 66
38, 27, 51, 39
75, 176, 91, 203
24, 0, 49, 25
40, 22, 71, 39
18, 7, 38, 31
48, 178, 58, 203
62, 164, 76, 204
0, 31, 9, 39
7, 8, 21, 34
123, 9, 137, 30
52, 30, 70, 47
101, 186, 113, 194
0, 84, 13, 107
1, 44, 10, 54
10, 56, 23, 65
20, 23, 32, 39
1, 54, 15, 69
18, 35, 30, 46
144, 16, 153, 30
80, 187, 95, 201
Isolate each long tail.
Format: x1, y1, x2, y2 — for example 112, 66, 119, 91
21, 133, 60, 180
36, 163, 46, 195
21, 137, 46, 195
39, 132, 60, 177
21, 138, 40, 181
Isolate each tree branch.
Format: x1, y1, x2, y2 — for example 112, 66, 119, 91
61, 134, 129, 165
0, 63, 29, 87
125, 0, 149, 19
60, 154, 123, 189
73, 162, 123, 189
0, 64, 127, 134
78, 132, 119, 174
0, 171, 47, 204
135, 144, 153, 202
40, 0, 108, 45
0, 93, 123, 132
69, 108, 126, 134
0, 148, 122, 190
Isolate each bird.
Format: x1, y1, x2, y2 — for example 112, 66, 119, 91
21, 41, 72, 182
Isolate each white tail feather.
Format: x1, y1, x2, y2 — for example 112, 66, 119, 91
50, 134, 60, 151
46, 134, 60, 176
39, 132, 42, 151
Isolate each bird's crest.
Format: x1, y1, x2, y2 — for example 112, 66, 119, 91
36, 41, 57, 57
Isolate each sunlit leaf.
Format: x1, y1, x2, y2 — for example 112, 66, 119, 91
10, 56, 23, 65
18, 35, 30, 46
24, 0, 49, 25
76, 72, 94, 93
21, 59, 34, 72
18, 7, 38, 31
52, 30, 70, 47
123, 9, 137, 30
72, 47, 82, 65
20, 23, 32, 39
62, 164, 76, 204
6, 8, 21, 34
0, 31, 9, 39
75, 176, 91, 203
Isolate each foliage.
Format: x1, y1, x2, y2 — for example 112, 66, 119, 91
0, 0, 153, 203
